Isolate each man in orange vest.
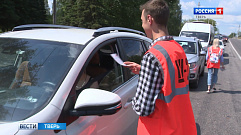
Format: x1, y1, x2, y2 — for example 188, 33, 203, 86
124, 0, 197, 134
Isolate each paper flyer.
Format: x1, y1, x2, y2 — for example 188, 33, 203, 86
110, 53, 129, 66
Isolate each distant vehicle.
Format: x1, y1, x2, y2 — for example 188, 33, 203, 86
174, 36, 206, 88
0, 24, 152, 135
222, 35, 228, 43
214, 34, 223, 40
179, 21, 214, 52
219, 40, 225, 54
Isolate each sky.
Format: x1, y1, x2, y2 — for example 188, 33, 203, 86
48, 0, 240, 36
180, 0, 241, 36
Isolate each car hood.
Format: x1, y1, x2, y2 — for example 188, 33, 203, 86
0, 122, 19, 134
186, 54, 198, 63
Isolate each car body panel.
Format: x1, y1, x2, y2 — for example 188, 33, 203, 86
0, 26, 152, 134
65, 77, 139, 135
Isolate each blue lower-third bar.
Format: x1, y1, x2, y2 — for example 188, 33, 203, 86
38, 123, 66, 130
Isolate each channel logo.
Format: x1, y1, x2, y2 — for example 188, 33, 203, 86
194, 7, 223, 19
194, 8, 223, 15
19, 123, 66, 130
19, 123, 38, 130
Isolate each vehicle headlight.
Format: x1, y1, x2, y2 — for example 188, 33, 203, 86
189, 62, 196, 69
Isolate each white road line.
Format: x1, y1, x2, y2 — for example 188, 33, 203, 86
229, 39, 241, 60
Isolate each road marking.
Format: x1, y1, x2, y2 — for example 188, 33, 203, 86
229, 40, 241, 60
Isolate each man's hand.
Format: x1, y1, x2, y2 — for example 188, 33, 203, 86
123, 61, 141, 74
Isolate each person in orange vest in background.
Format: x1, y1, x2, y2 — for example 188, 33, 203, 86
124, 0, 197, 134
206, 38, 225, 93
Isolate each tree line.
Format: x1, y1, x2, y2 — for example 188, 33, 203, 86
0, 0, 49, 32
0, 0, 182, 36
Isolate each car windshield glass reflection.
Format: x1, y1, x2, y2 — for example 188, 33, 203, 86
180, 31, 209, 42
0, 38, 83, 122
177, 41, 196, 54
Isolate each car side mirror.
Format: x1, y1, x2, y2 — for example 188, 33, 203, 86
70, 88, 122, 116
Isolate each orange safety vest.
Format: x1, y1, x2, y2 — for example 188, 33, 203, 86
207, 46, 223, 69
137, 40, 197, 135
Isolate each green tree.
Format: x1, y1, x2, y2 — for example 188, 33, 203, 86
166, 0, 182, 36
76, 0, 105, 29
56, 0, 182, 34
57, 0, 146, 30
44, 0, 52, 24
0, 0, 19, 31
100, 0, 147, 31
14, 0, 47, 25
229, 32, 236, 38
0, 0, 49, 32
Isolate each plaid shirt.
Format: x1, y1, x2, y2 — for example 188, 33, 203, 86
132, 36, 173, 116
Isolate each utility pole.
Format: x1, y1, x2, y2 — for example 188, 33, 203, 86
198, 2, 200, 21
238, 24, 240, 38
53, 0, 57, 24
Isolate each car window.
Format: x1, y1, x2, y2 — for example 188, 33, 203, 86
57, 40, 125, 128
75, 41, 124, 93
98, 44, 124, 91
0, 38, 84, 122
121, 39, 146, 64
180, 31, 209, 42
176, 41, 196, 54
144, 41, 151, 50
120, 39, 147, 78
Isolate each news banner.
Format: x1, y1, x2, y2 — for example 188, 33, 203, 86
19, 123, 66, 130
194, 7, 223, 19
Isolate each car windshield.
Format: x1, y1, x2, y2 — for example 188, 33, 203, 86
180, 31, 209, 42
176, 41, 197, 54
0, 38, 83, 122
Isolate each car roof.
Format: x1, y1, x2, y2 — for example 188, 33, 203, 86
173, 36, 198, 42
0, 28, 96, 45
0, 24, 147, 45
181, 22, 212, 33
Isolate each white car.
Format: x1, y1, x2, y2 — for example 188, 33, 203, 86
0, 24, 152, 135
219, 40, 225, 54
174, 37, 206, 88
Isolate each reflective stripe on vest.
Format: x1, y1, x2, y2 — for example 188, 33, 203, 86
153, 45, 189, 103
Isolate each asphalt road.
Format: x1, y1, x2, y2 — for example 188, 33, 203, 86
189, 39, 241, 135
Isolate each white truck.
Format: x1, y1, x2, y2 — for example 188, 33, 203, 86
179, 21, 214, 51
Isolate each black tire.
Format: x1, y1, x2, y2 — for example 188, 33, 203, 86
190, 74, 199, 89
200, 67, 204, 76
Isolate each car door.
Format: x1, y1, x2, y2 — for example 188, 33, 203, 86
198, 41, 205, 73
56, 38, 142, 135
91, 37, 151, 135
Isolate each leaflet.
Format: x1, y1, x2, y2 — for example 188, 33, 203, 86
110, 53, 129, 66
